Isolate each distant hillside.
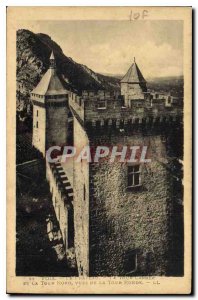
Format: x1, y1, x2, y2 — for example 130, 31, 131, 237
17, 29, 120, 97
102, 72, 184, 96
147, 76, 184, 98
17, 29, 183, 99
16, 28, 183, 113
148, 75, 184, 83
101, 73, 123, 80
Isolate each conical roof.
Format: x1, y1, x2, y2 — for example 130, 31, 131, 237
121, 59, 146, 83
32, 52, 67, 96
32, 69, 67, 96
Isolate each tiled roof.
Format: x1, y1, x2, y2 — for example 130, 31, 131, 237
121, 61, 146, 83
32, 51, 67, 96
32, 68, 67, 96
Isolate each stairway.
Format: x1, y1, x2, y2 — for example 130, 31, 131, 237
51, 161, 73, 203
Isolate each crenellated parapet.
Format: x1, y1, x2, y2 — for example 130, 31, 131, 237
68, 59, 182, 131
48, 161, 73, 208
69, 88, 183, 132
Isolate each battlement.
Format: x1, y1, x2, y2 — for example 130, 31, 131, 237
34, 54, 184, 277
82, 90, 120, 100
69, 89, 183, 130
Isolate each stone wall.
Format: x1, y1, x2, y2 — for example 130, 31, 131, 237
46, 105, 69, 150
121, 81, 147, 107
69, 90, 182, 127
88, 132, 175, 276
46, 161, 69, 250
32, 105, 46, 155
73, 118, 89, 276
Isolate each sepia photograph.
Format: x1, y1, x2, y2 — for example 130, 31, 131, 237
6, 6, 192, 294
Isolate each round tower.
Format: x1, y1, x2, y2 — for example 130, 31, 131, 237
31, 51, 69, 155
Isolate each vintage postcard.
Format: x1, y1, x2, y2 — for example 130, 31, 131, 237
7, 6, 192, 294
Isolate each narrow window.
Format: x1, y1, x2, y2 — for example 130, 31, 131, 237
36, 121, 38, 128
37, 110, 38, 117
83, 184, 86, 201
79, 263, 84, 276
127, 165, 141, 188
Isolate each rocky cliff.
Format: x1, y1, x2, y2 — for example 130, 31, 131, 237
17, 29, 120, 98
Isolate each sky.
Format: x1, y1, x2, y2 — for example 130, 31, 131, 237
20, 20, 183, 78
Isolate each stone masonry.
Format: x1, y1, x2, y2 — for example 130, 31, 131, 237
32, 54, 183, 277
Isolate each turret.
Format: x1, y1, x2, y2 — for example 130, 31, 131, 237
31, 51, 69, 155
121, 58, 147, 107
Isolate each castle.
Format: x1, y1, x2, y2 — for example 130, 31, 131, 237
31, 52, 183, 276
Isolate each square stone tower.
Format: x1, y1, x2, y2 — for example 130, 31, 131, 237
69, 61, 183, 277
121, 58, 147, 107
31, 51, 69, 156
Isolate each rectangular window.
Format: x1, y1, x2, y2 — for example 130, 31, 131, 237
97, 100, 106, 109
36, 121, 38, 128
37, 110, 38, 117
127, 165, 141, 187
83, 184, 86, 201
